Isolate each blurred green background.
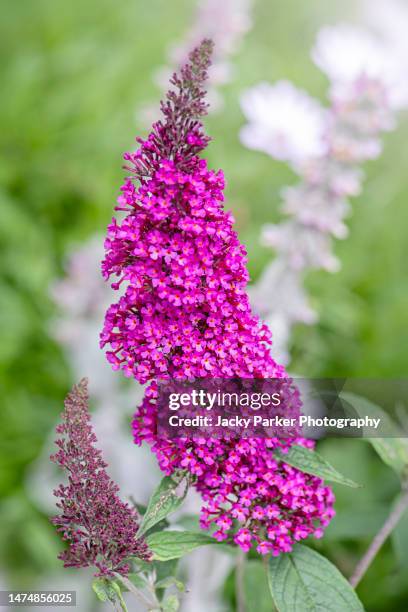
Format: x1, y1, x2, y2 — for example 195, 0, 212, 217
1, 0, 408, 610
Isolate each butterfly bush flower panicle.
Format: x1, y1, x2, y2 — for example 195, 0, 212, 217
242, 21, 405, 364
313, 23, 408, 110
51, 379, 151, 577
101, 40, 335, 555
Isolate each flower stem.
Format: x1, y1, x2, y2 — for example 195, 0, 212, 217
235, 548, 246, 612
350, 488, 408, 588
112, 599, 126, 612
113, 572, 157, 610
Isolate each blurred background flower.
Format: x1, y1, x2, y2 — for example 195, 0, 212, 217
1, 1, 408, 610
139, 0, 253, 121
240, 81, 327, 163
243, 15, 407, 365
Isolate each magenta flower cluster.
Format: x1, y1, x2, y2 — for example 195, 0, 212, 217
51, 379, 151, 577
136, 386, 335, 555
102, 159, 280, 383
101, 40, 335, 555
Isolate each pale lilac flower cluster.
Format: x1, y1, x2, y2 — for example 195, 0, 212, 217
51, 379, 151, 577
242, 22, 407, 364
313, 23, 408, 111
140, 0, 252, 120
362, 0, 408, 93
50, 237, 119, 396
240, 81, 327, 164
101, 41, 335, 554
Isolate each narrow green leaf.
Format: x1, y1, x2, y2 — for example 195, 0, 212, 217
109, 582, 128, 612
92, 579, 128, 611
267, 544, 364, 611
138, 476, 188, 536
146, 530, 217, 561
340, 392, 408, 478
274, 445, 360, 487
243, 560, 273, 612
92, 579, 109, 602
162, 594, 180, 611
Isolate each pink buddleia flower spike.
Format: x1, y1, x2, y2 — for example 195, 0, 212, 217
101, 40, 335, 554
51, 379, 151, 577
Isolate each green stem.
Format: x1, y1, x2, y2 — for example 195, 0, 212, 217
113, 572, 157, 610
111, 600, 123, 612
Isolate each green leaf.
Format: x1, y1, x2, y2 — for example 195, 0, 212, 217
340, 393, 408, 478
274, 445, 360, 488
162, 594, 180, 611
126, 572, 148, 589
146, 530, 217, 561
267, 544, 364, 611
155, 576, 185, 592
109, 582, 128, 612
138, 477, 188, 536
243, 561, 273, 612
154, 559, 180, 583
92, 579, 128, 611
133, 558, 180, 584
92, 579, 109, 602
